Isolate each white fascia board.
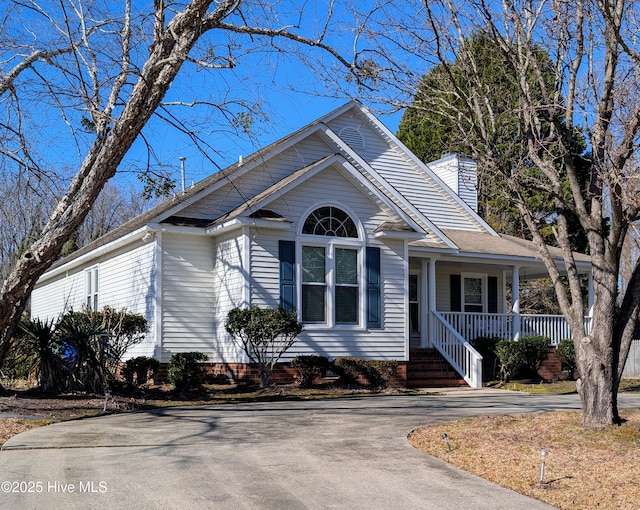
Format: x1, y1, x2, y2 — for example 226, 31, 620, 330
409, 246, 459, 257
318, 124, 457, 249
206, 218, 292, 236
37, 226, 149, 283
356, 105, 499, 236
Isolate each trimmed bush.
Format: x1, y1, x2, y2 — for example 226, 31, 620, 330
291, 355, 329, 388
122, 356, 160, 386
225, 306, 303, 388
495, 336, 551, 382
519, 336, 550, 378
496, 340, 526, 382
168, 352, 208, 390
364, 360, 398, 388
332, 357, 398, 389
556, 339, 577, 380
332, 357, 364, 386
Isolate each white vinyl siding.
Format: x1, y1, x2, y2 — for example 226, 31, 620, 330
249, 168, 407, 360
161, 233, 216, 361
327, 115, 485, 233
249, 233, 281, 308
211, 232, 247, 362
435, 263, 505, 313
32, 271, 85, 321
31, 241, 158, 358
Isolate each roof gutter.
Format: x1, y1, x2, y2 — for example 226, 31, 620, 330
36, 226, 151, 284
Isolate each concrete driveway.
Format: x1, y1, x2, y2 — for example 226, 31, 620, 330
2, 388, 638, 509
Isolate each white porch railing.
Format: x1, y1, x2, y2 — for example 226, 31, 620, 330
431, 311, 483, 389
438, 311, 593, 346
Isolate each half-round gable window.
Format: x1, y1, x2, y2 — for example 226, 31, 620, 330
302, 206, 358, 238
338, 126, 365, 150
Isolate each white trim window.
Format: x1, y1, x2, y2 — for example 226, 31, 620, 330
299, 206, 363, 326
85, 266, 99, 310
462, 272, 486, 313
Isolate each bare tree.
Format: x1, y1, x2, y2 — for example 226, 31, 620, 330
362, 0, 640, 425
0, 0, 370, 361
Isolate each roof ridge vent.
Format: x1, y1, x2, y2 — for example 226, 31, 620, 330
338, 126, 365, 150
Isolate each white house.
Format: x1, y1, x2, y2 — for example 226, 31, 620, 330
30, 101, 592, 388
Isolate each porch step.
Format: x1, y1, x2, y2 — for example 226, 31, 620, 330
407, 348, 468, 388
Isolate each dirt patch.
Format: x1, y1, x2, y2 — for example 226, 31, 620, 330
0, 393, 117, 421
0, 391, 116, 446
408, 409, 640, 510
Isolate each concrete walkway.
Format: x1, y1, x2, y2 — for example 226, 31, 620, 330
2, 389, 639, 509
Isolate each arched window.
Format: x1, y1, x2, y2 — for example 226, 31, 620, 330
279, 206, 380, 328
300, 206, 361, 325
302, 206, 358, 238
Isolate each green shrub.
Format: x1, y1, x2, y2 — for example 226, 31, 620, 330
58, 307, 148, 393
168, 352, 208, 390
556, 339, 577, 380
13, 317, 67, 393
225, 306, 303, 388
291, 355, 329, 388
519, 336, 550, 378
364, 360, 398, 388
496, 340, 526, 382
495, 336, 551, 382
122, 356, 160, 386
332, 357, 364, 386
332, 357, 398, 389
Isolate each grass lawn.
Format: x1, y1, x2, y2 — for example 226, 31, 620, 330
408, 379, 640, 510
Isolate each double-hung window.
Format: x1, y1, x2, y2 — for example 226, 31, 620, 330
300, 206, 361, 326
462, 273, 485, 313
86, 266, 99, 310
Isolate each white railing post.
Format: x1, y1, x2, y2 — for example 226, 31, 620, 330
512, 266, 521, 341
431, 311, 483, 388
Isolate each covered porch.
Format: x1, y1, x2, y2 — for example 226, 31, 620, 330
408, 233, 593, 388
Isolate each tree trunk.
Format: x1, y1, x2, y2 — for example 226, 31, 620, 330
576, 341, 616, 426
0, 1, 220, 356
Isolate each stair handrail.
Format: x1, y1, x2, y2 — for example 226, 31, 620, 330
431, 310, 483, 389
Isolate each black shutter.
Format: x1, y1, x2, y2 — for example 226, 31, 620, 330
279, 240, 296, 311
488, 276, 498, 313
366, 247, 381, 328
450, 274, 461, 311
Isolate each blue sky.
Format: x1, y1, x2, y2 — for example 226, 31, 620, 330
111, 1, 410, 191
3, 1, 411, 194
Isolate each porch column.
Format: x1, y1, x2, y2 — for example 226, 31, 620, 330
419, 260, 428, 347
428, 258, 437, 347
512, 266, 521, 341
